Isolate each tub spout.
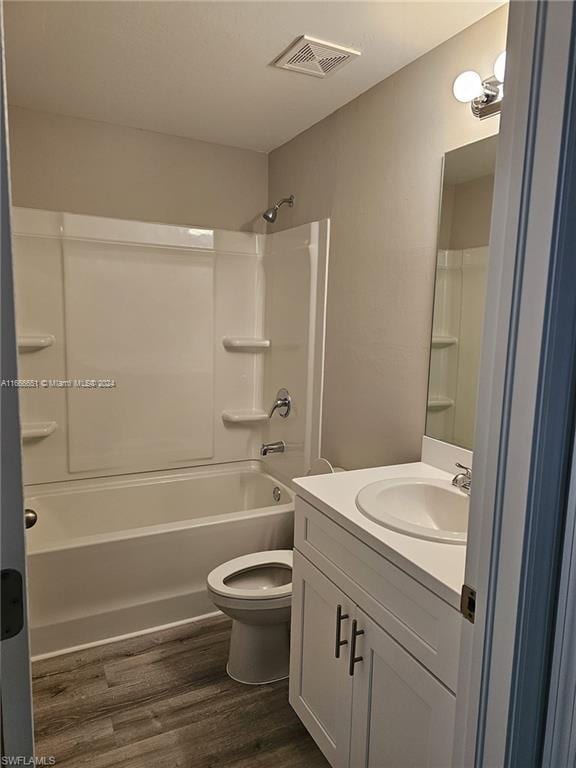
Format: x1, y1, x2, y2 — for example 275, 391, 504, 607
261, 441, 286, 457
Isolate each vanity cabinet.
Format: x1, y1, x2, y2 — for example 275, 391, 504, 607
290, 498, 460, 768
290, 552, 354, 768
349, 609, 456, 768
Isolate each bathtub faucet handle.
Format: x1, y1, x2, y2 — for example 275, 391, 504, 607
269, 388, 291, 419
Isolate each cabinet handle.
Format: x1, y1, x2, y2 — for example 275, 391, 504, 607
335, 604, 349, 658
349, 619, 364, 676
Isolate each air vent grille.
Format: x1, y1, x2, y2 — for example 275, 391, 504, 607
274, 36, 361, 79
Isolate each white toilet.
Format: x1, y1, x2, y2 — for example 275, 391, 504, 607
206, 549, 293, 685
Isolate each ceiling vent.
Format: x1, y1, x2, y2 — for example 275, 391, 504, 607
274, 36, 361, 79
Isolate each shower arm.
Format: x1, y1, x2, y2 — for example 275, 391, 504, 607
275, 195, 295, 211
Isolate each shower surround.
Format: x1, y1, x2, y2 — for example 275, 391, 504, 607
13, 207, 329, 655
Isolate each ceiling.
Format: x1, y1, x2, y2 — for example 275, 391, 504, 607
4, 1, 503, 153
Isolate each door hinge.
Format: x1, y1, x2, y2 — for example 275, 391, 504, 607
1, 569, 24, 640
460, 583, 476, 623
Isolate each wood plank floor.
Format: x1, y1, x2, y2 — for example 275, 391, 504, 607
32, 615, 329, 768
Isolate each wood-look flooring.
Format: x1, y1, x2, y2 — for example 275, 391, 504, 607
32, 615, 329, 768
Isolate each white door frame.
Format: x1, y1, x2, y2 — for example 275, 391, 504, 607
454, 0, 576, 765
0, 4, 34, 757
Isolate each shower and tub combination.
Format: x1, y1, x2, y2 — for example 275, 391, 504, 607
13, 204, 329, 662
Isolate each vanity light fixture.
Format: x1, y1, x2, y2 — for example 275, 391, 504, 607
453, 51, 506, 119
493, 51, 506, 84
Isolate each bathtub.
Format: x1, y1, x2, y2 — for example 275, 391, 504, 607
25, 462, 294, 657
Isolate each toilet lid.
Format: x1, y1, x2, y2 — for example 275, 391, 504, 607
207, 549, 293, 600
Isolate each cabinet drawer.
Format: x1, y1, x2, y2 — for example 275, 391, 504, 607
295, 497, 461, 691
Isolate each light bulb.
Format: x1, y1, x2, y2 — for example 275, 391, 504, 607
494, 51, 506, 83
452, 70, 484, 103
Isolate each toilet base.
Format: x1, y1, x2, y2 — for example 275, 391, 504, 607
226, 663, 288, 686
227, 618, 290, 685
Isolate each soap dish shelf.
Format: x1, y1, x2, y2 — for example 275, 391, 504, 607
22, 421, 57, 440
222, 337, 270, 351
222, 410, 269, 424
18, 334, 55, 352
431, 336, 458, 348
427, 397, 455, 412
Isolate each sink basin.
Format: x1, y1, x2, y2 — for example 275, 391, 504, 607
355, 477, 468, 544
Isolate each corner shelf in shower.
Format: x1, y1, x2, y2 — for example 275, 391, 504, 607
17, 334, 55, 352
21, 421, 57, 440
431, 336, 458, 348
221, 409, 269, 424
222, 337, 271, 351
427, 397, 454, 412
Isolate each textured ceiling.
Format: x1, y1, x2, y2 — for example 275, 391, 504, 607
4, 1, 503, 152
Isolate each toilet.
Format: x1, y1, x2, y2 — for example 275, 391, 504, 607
206, 550, 293, 685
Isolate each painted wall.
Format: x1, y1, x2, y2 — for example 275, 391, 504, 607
267, 6, 507, 470
7, 106, 268, 233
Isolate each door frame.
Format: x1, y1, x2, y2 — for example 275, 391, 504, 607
0, 3, 34, 757
543, 438, 576, 766
540, 7, 576, 761
454, 0, 576, 765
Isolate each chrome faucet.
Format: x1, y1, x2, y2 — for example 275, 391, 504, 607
261, 440, 286, 457
452, 462, 472, 495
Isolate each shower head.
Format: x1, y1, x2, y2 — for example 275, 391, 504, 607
262, 195, 294, 223
263, 207, 278, 223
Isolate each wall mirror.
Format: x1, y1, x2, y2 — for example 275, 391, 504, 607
425, 135, 498, 450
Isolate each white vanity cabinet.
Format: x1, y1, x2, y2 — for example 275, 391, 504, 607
348, 608, 456, 768
290, 497, 460, 768
290, 551, 354, 767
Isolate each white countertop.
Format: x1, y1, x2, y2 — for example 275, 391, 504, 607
293, 461, 467, 610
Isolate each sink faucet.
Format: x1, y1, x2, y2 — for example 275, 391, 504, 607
261, 440, 286, 457
452, 462, 472, 495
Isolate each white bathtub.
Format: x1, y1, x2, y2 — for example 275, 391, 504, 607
25, 462, 294, 656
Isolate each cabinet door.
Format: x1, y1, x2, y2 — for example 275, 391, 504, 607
290, 551, 354, 768
350, 609, 456, 768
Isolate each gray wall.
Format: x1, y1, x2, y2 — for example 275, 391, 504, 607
8, 106, 268, 232
268, 6, 507, 469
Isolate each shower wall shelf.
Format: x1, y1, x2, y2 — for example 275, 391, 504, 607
431, 336, 458, 348
221, 409, 269, 424
427, 397, 455, 412
18, 334, 55, 352
22, 421, 57, 440
222, 337, 271, 351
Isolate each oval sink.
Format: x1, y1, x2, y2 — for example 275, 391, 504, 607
355, 477, 468, 544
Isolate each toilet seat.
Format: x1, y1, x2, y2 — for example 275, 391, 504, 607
207, 550, 293, 601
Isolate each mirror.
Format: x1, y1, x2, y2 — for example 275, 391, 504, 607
426, 135, 498, 450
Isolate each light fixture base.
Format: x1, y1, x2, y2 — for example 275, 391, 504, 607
471, 76, 502, 119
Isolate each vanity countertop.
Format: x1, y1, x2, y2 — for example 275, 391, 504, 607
292, 461, 467, 610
